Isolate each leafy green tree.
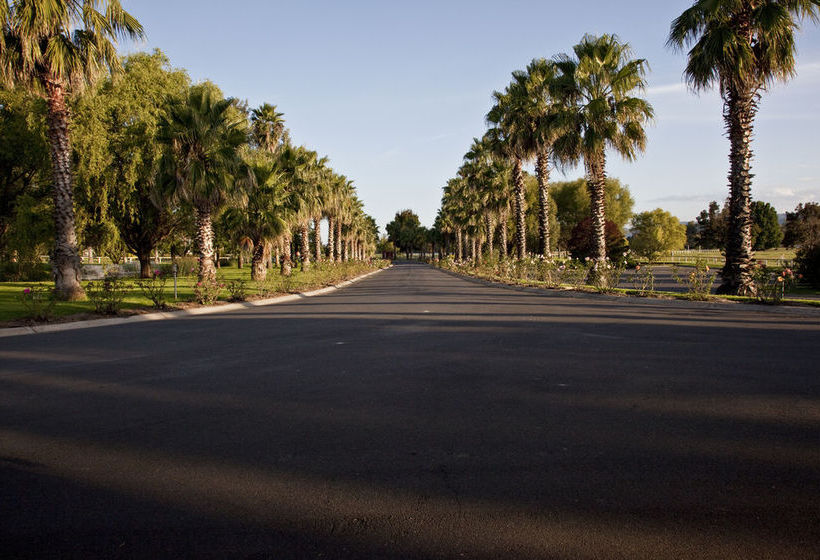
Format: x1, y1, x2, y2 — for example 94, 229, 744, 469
750, 200, 783, 250
554, 34, 653, 280
158, 84, 248, 283
386, 209, 422, 259
568, 218, 627, 262
668, 0, 820, 295
694, 200, 728, 249
551, 178, 634, 249
1, 0, 143, 299
72, 50, 190, 277
783, 202, 820, 248
630, 208, 687, 261
0, 86, 50, 264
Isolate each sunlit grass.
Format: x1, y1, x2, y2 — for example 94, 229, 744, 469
1, 260, 387, 323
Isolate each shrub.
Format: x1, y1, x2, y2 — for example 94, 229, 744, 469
226, 279, 248, 302
19, 286, 57, 321
136, 269, 168, 309
631, 263, 656, 295
193, 278, 224, 305
672, 259, 716, 300
86, 275, 130, 315
750, 263, 795, 303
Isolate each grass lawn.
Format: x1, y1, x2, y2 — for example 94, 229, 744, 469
1, 260, 387, 324
659, 248, 796, 266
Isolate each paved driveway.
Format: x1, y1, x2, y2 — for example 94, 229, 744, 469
2, 262, 819, 559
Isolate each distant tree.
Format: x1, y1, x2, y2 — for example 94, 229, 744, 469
750, 200, 783, 250
385, 209, 422, 259
551, 178, 634, 249
629, 209, 687, 261
694, 201, 728, 249
568, 218, 627, 262
783, 202, 820, 248
685, 221, 698, 248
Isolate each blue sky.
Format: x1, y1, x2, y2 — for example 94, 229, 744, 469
122, 0, 820, 233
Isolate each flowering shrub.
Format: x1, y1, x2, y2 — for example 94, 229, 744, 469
751, 263, 795, 303
671, 259, 715, 300
193, 278, 224, 305
631, 263, 656, 296
86, 275, 130, 315
136, 269, 168, 309
590, 256, 626, 293
19, 286, 57, 321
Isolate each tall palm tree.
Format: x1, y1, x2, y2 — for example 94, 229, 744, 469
1, 0, 143, 299
554, 34, 653, 281
224, 153, 296, 282
250, 103, 285, 154
487, 80, 534, 260
517, 58, 565, 257
159, 84, 247, 283
668, 0, 820, 295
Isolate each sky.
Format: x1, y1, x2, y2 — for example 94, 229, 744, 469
122, 0, 820, 234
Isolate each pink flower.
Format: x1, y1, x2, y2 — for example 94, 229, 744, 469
153, 269, 161, 276
196, 282, 202, 286
23, 288, 31, 294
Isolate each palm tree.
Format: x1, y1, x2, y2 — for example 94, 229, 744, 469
1, 0, 143, 299
554, 34, 653, 282
517, 58, 565, 257
250, 103, 286, 154
159, 84, 247, 283
224, 153, 297, 282
487, 80, 534, 260
668, 1, 820, 295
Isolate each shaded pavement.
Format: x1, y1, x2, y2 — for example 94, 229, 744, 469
1, 262, 819, 559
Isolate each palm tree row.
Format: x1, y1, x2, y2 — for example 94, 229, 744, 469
441, 2, 820, 295
440, 33, 653, 286
1, 1, 377, 297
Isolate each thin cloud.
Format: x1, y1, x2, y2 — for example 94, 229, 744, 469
646, 83, 687, 96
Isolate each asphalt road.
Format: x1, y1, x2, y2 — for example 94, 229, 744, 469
2, 262, 819, 559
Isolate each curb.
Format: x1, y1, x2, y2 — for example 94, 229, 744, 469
0, 266, 389, 339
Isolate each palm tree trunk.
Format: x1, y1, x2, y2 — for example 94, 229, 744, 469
45, 79, 84, 300
536, 149, 552, 258
586, 153, 608, 263
513, 157, 526, 259
250, 238, 267, 282
313, 216, 322, 263
326, 216, 335, 261
500, 206, 509, 260
335, 220, 342, 262
456, 227, 463, 261
718, 86, 758, 295
300, 221, 310, 271
281, 232, 292, 276
195, 208, 217, 282
485, 214, 494, 259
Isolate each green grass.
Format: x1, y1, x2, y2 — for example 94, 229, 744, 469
438, 263, 820, 308
1, 260, 387, 324
659, 248, 796, 266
